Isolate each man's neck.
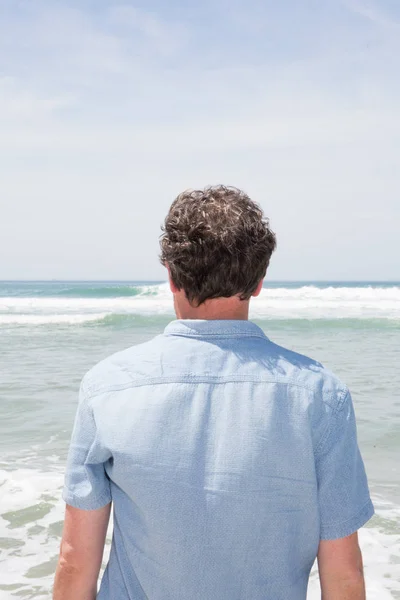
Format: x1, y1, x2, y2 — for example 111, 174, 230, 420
173, 295, 250, 321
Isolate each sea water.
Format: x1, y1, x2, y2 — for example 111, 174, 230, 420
0, 281, 399, 598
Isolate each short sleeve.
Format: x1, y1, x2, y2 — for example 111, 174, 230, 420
63, 377, 112, 510
316, 390, 374, 540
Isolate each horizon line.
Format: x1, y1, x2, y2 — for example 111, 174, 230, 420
1, 279, 399, 284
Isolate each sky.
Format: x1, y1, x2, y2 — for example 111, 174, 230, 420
0, 0, 399, 281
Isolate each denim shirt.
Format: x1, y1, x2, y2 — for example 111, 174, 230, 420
63, 319, 374, 600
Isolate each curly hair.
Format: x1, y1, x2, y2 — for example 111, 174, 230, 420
160, 185, 277, 306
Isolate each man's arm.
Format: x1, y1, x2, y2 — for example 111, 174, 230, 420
317, 532, 365, 600
53, 503, 111, 600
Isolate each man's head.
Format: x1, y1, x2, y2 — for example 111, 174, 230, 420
160, 185, 276, 316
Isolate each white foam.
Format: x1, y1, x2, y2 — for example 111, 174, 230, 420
1, 284, 400, 324
253, 285, 400, 320
0, 469, 64, 512
0, 313, 109, 325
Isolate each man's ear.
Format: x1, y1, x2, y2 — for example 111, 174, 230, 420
166, 264, 179, 294
252, 279, 264, 298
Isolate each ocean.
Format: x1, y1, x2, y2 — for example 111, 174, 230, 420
0, 280, 399, 599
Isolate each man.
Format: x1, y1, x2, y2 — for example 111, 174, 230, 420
54, 185, 374, 600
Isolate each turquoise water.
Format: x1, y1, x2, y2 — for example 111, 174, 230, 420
0, 281, 400, 598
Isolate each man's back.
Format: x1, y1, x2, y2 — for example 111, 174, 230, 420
63, 319, 374, 600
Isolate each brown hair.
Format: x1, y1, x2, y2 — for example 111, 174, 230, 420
160, 185, 277, 306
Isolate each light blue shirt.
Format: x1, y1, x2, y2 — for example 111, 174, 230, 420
63, 319, 374, 600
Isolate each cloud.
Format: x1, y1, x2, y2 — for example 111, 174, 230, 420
342, 0, 400, 28
1, 1, 399, 150
0, 0, 399, 279
0, 77, 76, 121
108, 4, 189, 57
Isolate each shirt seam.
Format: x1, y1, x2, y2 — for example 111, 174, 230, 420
84, 376, 346, 412
314, 388, 350, 454
62, 486, 111, 507
164, 332, 267, 340
315, 389, 350, 460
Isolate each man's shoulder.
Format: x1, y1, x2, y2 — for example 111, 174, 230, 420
265, 340, 349, 412
81, 335, 166, 398
80, 330, 349, 413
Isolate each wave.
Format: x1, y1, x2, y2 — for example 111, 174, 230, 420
49, 284, 159, 298
0, 282, 163, 298
3, 314, 400, 328
1, 283, 400, 326
0, 313, 109, 326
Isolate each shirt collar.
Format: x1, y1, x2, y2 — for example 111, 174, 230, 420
164, 319, 268, 340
